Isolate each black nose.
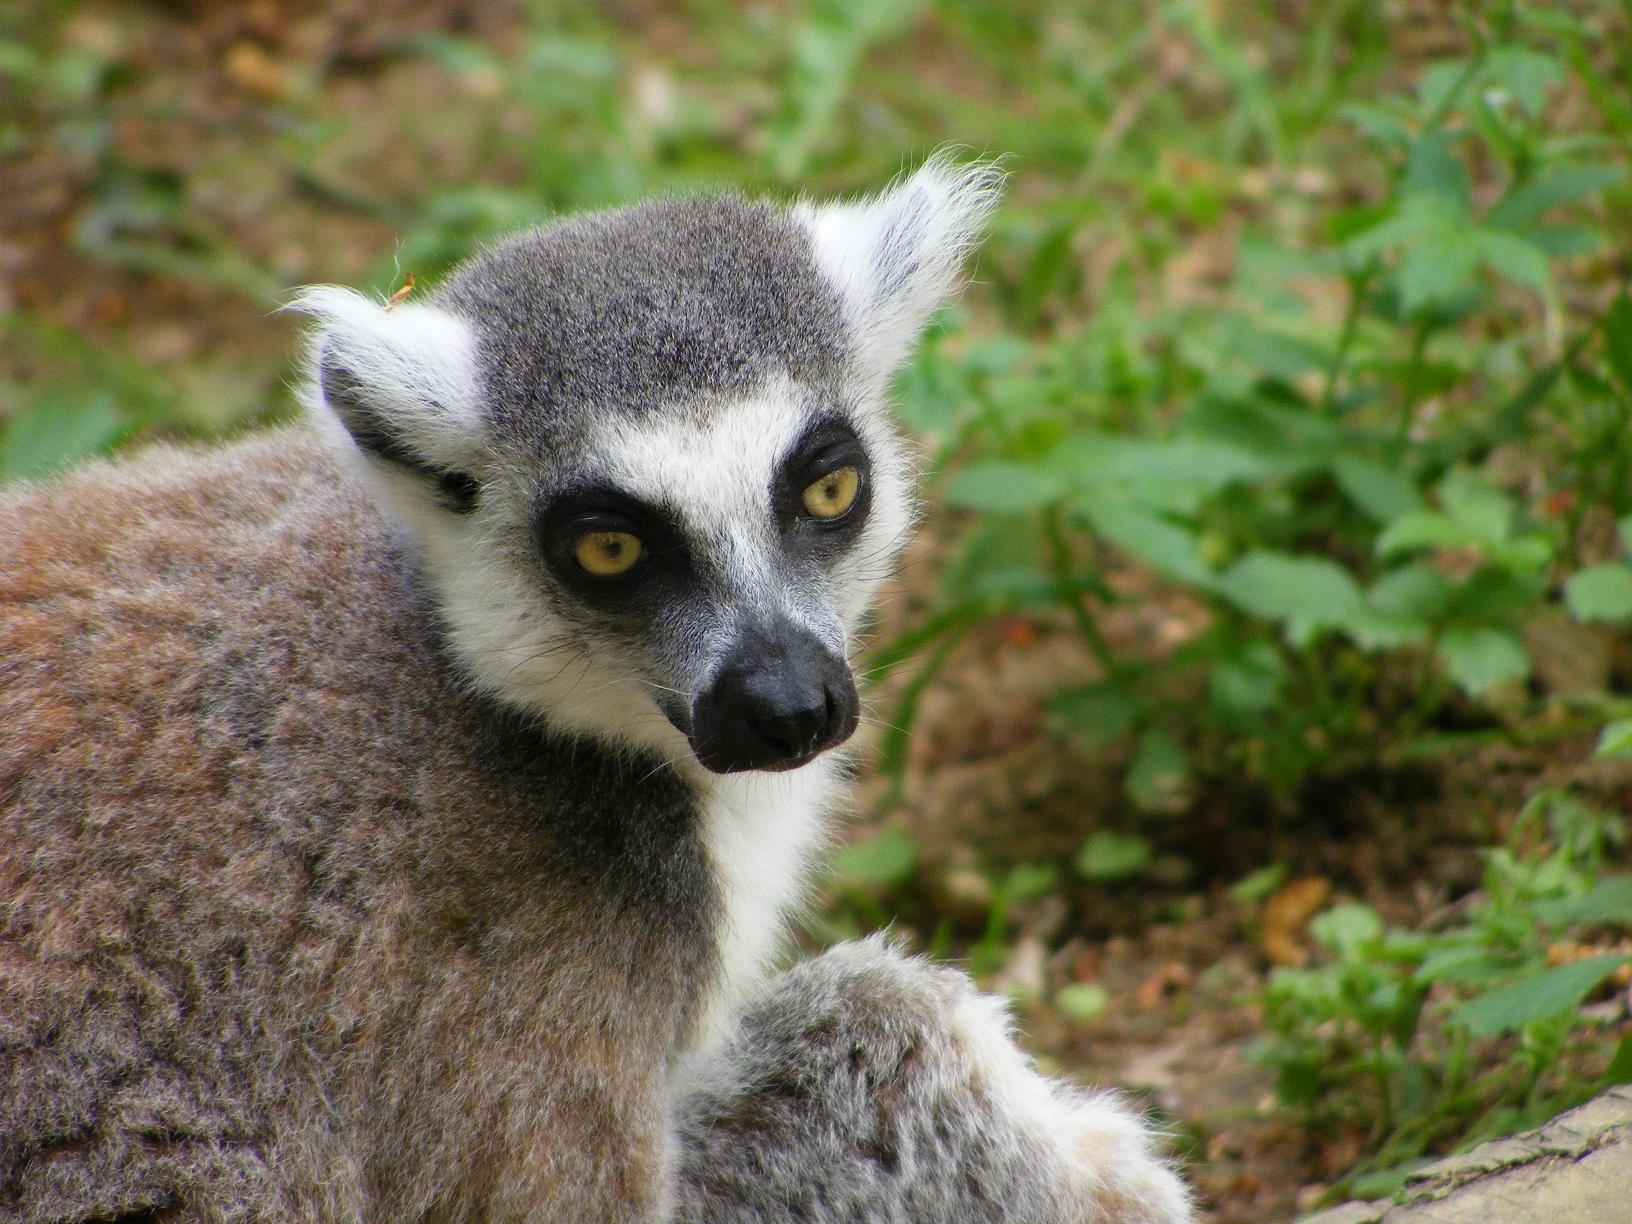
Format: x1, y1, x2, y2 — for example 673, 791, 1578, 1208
689, 619, 859, 774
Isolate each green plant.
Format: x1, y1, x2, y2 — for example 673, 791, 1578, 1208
1249, 786, 1632, 1199
885, 4, 1632, 816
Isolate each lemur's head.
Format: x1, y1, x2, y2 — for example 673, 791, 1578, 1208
298, 157, 998, 777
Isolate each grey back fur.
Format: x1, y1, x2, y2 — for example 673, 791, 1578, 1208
1, 433, 713, 1220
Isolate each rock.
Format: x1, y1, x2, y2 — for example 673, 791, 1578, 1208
1302, 1086, 1632, 1224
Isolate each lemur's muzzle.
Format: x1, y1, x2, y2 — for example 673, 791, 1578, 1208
687, 617, 859, 774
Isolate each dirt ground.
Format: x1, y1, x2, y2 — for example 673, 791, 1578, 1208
7, 3, 1632, 1220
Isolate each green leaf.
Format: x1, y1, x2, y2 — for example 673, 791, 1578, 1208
1437, 626, 1530, 696
1376, 511, 1480, 556
1368, 566, 1454, 624
828, 824, 918, 891
1484, 45, 1564, 116
1418, 940, 1523, 987
1003, 861, 1061, 903
1445, 567, 1546, 621
1310, 904, 1385, 956
1334, 456, 1424, 523
1125, 728, 1189, 813
1453, 954, 1631, 1036
0, 393, 132, 483
1181, 394, 1343, 470
1397, 229, 1480, 314
1230, 863, 1288, 905
1487, 166, 1623, 231
1606, 296, 1632, 394
1532, 878, 1632, 926
1219, 552, 1365, 643
1402, 131, 1471, 210
1349, 1162, 1436, 1202
1596, 719, 1632, 760
1076, 831, 1153, 882
1439, 469, 1514, 542
1486, 360, 1563, 444
411, 33, 505, 76
1217, 316, 1332, 382
964, 566, 1062, 607
1418, 59, 1473, 119
1603, 1034, 1632, 1087
944, 462, 1065, 513
1565, 564, 1632, 623
1044, 431, 1273, 506
1054, 983, 1110, 1021
1081, 502, 1216, 588
1340, 102, 1412, 150
1049, 684, 1140, 748
1528, 223, 1606, 258
1490, 533, 1555, 574
1209, 641, 1286, 720
1342, 193, 1461, 261
1472, 229, 1551, 295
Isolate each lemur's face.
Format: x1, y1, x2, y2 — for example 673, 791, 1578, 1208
300, 159, 997, 775
523, 389, 892, 773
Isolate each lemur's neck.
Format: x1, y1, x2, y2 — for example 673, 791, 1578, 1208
678, 754, 848, 1072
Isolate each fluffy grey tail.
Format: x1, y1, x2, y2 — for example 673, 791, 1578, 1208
673, 936, 1193, 1224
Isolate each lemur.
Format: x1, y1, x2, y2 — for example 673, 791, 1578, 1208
0, 159, 1191, 1222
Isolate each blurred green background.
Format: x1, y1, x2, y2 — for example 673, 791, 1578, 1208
6, 1, 1632, 1217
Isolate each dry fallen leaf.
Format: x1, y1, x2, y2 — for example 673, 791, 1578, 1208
223, 41, 291, 101
1134, 961, 1194, 1011
1260, 876, 1332, 967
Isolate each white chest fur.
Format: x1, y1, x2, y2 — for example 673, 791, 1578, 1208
681, 756, 845, 1067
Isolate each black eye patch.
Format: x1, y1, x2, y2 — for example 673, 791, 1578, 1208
773, 414, 872, 541
536, 486, 690, 603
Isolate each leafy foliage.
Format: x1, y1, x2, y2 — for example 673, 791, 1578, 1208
1250, 790, 1632, 1199
886, 4, 1632, 815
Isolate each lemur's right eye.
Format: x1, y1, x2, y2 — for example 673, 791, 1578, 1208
573, 531, 643, 577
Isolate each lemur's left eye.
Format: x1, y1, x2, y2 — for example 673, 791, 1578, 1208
800, 466, 860, 520
573, 531, 643, 577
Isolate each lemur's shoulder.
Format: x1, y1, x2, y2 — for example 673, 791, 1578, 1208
2, 426, 411, 797
0, 424, 719, 971
1, 425, 369, 609
0, 425, 720, 1219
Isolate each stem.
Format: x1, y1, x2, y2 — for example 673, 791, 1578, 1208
1043, 505, 1124, 681
1396, 631, 1452, 741
1293, 639, 1339, 728
1320, 268, 1374, 416
1374, 1060, 1395, 1143
1395, 321, 1435, 457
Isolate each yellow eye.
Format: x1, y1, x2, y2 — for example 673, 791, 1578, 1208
801, 466, 860, 520
573, 531, 643, 577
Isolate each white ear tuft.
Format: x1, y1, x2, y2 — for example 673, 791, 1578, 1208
799, 153, 1004, 392
286, 286, 485, 480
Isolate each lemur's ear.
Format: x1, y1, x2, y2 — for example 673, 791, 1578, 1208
801, 154, 1003, 394
290, 287, 485, 512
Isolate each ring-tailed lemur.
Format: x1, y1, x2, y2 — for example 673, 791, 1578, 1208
0, 159, 1191, 1221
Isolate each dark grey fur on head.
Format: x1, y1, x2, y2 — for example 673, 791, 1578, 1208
437, 195, 851, 449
